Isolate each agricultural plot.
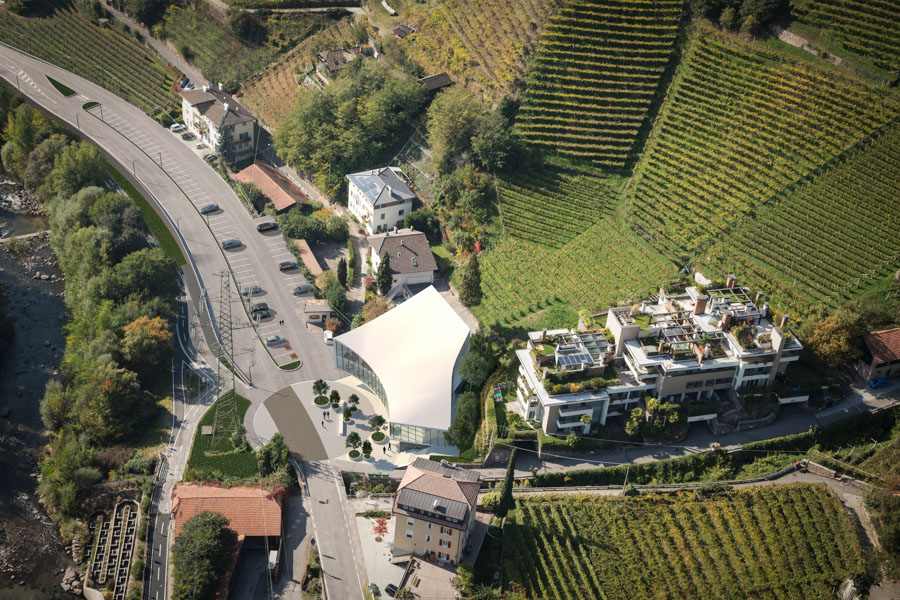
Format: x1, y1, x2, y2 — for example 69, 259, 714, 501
0, 4, 178, 114
239, 17, 356, 128
702, 123, 900, 319
517, 0, 683, 170
627, 23, 900, 258
402, 0, 564, 101
504, 485, 863, 600
790, 0, 900, 71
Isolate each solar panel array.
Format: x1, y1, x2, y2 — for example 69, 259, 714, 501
558, 353, 592, 366
354, 175, 381, 202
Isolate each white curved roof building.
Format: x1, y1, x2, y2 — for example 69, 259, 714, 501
333, 286, 471, 446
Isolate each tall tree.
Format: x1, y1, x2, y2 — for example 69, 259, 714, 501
256, 432, 290, 477
47, 140, 107, 198
337, 257, 348, 288
458, 254, 482, 306
171, 512, 237, 600
426, 86, 486, 174
805, 308, 866, 369
496, 448, 517, 519
121, 316, 173, 378
376, 253, 392, 296
40, 379, 70, 432
75, 360, 142, 444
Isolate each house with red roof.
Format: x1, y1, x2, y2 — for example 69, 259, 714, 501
858, 327, 900, 382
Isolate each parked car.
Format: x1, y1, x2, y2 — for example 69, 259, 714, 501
250, 302, 269, 313
279, 261, 298, 272
384, 584, 398, 597
869, 378, 890, 389
324, 330, 333, 345
241, 285, 263, 297
180, 131, 194, 141
169, 123, 185, 133
292, 283, 310, 296
221, 239, 242, 250
200, 203, 219, 215
265, 335, 286, 347
253, 309, 272, 320
256, 221, 278, 233
195, 142, 207, 150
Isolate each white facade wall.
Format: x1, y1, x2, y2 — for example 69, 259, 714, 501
347, 181, 411, 235
181, 98, 254, 158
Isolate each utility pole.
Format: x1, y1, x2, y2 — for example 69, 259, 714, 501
211, 271, 237, 450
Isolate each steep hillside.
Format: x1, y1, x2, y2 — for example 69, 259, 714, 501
790, 0, 900, 71
702, 121, 900, 320
627, 22, 900, 258
516, 0, 683, 170
401, 0, 564, 101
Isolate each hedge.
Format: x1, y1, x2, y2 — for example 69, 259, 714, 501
534, 449, 728, 487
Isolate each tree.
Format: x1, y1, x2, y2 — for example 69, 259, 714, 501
346, 431, 361, 449
458, 254, 482, 307
472, 110, 523, 173
343, 406, 353, 421
325, 215, 349, 241
278, 210, 327, 243
460, 352, 492, 389
348, 393, 360, 410
121, 316, 172, 379
216, 121, 234, 166
47, 140, 107, 198
330, 389, 341, 404
580, 414, 592, 429
403, 209, 441, 244
313, 379, 330, 397
24, 133, 67, 191
337, 257, 348, 287
40, 379, 70, 432
112, 247, 179, 303
171, 512, 237, 600
325, 283, 348, 316
362, 440, 372, 456
369, 414, 386, 432
361, 296, 390, 322
445, 391, 479, 449
496, 448, 517, 519
426, 87, 485, 173
719, 6, 738, 29
75, 360, 143, 444
376, 253, 392, 296
805, 308, 866, 369
324, 316, 341, 332
256, 433, 290, 477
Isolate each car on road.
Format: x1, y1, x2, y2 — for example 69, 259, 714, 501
265, 335, 287, 347
253, 309, 273, 320
180, 131, 195, 141
169, 123, 185, 133
279, 261, 298, 272
221, 239, 242, 250
256, 222, 278, 233
324, 330, 333, 345
869, 378, 890, 389
241, 285, 263, 297
385, 583, 398, 597
200, 203, 219, 215
292, 283, 310, 296
250, 302, 269, 313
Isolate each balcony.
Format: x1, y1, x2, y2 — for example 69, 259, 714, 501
556, 418, 588, 430
557, 404, 594, 418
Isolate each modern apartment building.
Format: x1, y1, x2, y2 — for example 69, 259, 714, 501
392, 458, 480, 565
515, 275, 803, 434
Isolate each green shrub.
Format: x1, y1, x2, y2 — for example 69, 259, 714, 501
481, 491, 501, 511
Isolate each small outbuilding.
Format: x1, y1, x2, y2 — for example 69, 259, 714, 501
858, 327, 900, 381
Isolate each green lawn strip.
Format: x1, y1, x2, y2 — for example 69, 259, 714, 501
107, 163, 186, 265
313, 395, 329, 405
280, 360, 302, 371
186, 392, 258, 479
46, 75, 76, 97
82, 101, 98, 110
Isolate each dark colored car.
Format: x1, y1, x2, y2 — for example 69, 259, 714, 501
200, 203, 219, 215
253, 309, 272, 320
221, 239, 242, 250
279, 261, 298, 272
257, 221, 278, 232
292, 283, 310, 296
869, 378, 890, 389
384, 584, 398, 597
241, 285, 263, 297
250, 302, 269, 313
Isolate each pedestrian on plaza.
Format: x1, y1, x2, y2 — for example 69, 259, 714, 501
321, 420, 324, 427
383, 447, 386, 455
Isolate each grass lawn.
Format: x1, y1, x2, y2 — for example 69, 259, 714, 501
185, 392, 258, 480
280, 360, 302, 370
46, 76, 75, 97
431, 244, 456, 279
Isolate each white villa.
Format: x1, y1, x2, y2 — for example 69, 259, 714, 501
180, 85, 256, 161
346, 167, 415, 235
368, 228, 437, 289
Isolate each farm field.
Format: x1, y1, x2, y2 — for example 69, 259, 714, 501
517, 0, 682, 170
0, 3, 179, 114
626, 22, 900, 258
402, 0, 564, 101
790, 0, 900, 71
238, 16, 357, 128
702, 123, 900, 320
504, 485, 864, 600
160, 4, 328, 93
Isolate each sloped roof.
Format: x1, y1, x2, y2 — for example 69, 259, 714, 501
394, 458, 480, 525
293, 239, 322, 275
233, 162, 307, 212
180, 87, 255, 126
346, 167, 415, 208
171, 484, 283, 539
865, 327, 900, 365
392, 23, 415, 38
369, 228, 437, 275
417, 73, 453, 92
334, 286, 470, 431
317, 46, 363, 72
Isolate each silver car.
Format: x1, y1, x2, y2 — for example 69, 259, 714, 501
221, 239, 241, 250
265, 335, 286, 347
241, 285, 263, 297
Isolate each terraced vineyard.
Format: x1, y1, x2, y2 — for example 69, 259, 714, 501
239, 17, 356, 128
403, 0, 563, 101
517, 0, 682, 170
497, 170, 615, 247
702, 122, 900, 319
627, 23, 900, 257
504, 485, 863, 600
790, 0, 900, 70
0, 4, 179, 114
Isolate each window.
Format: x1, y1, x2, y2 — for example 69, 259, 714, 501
381, 214, 385, 220
406, 529, 413, 539
399, 209, 404, 215
407, 517, 414, 526
426, 523, 432, 531
440, 539, 451, 549
686, 381, 703, 389
705, 379, 716, 387
425, 535, 431, 543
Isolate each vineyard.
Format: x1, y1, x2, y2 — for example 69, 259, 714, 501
702, 123, 900, 319
790, 0, 900, 71
516, 0, 682, 170
239, 16, 357, 128
0, 4, 178, 114
626, 23, 900, 257
402, 0, 563, 101
503, 485, 863, 600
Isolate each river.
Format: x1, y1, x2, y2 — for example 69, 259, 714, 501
0, 178, 70, 599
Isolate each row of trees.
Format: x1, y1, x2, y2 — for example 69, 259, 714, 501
689, 0, 787, 35
445, 332, 497, 449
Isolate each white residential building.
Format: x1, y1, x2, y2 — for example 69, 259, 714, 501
180, 85, 256, 161
346, 167, 415, 235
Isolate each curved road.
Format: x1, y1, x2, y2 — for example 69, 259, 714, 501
0, 43, 363, 600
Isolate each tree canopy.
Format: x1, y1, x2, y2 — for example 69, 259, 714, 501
458, 254, 482, 307
172, 512, 238, 600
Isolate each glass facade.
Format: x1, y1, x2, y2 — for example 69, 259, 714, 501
390, 423, 447, 446
335, 341, 388, 414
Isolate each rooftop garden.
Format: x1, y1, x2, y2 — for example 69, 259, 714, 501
543, 365, 621, 395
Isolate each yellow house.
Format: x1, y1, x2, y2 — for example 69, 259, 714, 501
392, 458, 481, 565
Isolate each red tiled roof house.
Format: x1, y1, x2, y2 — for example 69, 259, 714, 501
858, 327, 900, 381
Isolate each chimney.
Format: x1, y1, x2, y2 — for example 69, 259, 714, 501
693, 296, 708, 315
202, 84, 209, 92
218, 82, 223, 91
639, 301, 647, 313
779, 314, 789, 329
223, 103, 229, 114
726, 274, 737, 289
720, 311, 732, 330
754, 291, 764, 304
541, 329, 547, 342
